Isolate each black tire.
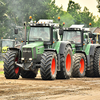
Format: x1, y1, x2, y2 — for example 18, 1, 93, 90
20, 68, 38, 78
3, 50, 20, 79
40, 51, 57, 80
56, 45, 73, 79
86, 56, 94, 77
72, 53, 86, 77
93, 48, 100, 77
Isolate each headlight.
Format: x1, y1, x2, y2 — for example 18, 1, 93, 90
21, 58, 24, 60
29, 58, 32, 61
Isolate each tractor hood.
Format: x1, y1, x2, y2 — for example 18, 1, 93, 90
23, 41, 44, 49
22, 42, 44, 59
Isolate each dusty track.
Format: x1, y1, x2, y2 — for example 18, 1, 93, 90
0, 73, 100, 100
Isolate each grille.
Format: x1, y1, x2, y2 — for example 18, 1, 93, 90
23, 48, 32, 60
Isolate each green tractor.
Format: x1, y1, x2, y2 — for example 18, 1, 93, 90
1, 39, 15, 53
61, 25, 100, 77
3, 18, 73, 80
0, 39, 15, 60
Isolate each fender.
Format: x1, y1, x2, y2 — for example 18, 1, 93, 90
9, 42, 25, 63
44, 49, 57, 54
9, 48, 21, 63
89, 44, 100, 56
59, 41, 71, 54
85, 44, 100, 70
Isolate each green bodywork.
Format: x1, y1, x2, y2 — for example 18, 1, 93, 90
22, 41, 62, 59
54, 41, 61, 54
71, 44, 76, 54
84, 44, 91, 55
22, 42, 44, 59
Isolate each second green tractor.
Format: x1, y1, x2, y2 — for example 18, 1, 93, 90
60, 25, 100, 77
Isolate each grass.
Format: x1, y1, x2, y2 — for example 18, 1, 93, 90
0, 61, 3, 68
0, 71, 4, 74
0, 61, 4, 74
0, 61, 3, 63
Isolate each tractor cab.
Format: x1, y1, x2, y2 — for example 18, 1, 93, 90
61, 25, 91, 52
0, 39, 15, 53
28, 19, 61, 46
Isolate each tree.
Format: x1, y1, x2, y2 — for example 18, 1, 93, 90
0, 0, 9, 38
67, 0, 81, 24
97, 0, 100, 12
60, 12, 74, 27
80, 7, 95, 27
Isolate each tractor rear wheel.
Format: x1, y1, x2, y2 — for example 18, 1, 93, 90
56, 45, 73, 79
20, 69, 38, 78
3, 50, 20, 79
72, 53, 86, 77
93, 48, 100, 77
40, 51, 57, 80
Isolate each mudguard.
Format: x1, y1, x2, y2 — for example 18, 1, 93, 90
44, 49, 57, 54
89, 44, 100, 56
59, 41, 71, 54
9, 42, 25, 63
87, 44, 100, 68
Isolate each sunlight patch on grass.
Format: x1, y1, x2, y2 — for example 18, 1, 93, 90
0, 71, 4, 74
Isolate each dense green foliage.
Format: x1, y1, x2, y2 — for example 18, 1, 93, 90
0, 0, 100, 40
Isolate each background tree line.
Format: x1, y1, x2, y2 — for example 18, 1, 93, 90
0, 0, 100, 40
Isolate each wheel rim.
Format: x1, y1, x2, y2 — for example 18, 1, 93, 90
99, 60, 100, 66
80, 58, 85, 74
66, 54, 71, 72
15, 57, 19, 74
51, 58, 56, 75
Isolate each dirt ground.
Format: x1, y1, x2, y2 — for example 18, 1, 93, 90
0, 73, 100, 100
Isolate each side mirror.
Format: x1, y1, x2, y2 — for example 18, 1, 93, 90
89, 32, 92, 38
59, 29, 63, 35
14, 28, 18, 34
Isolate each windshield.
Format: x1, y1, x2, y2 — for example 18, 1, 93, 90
63, 31, 81, 43
29, 27, 50, 41
2, 40, 14, 47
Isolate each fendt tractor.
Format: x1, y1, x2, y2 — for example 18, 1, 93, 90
3, 17, 73, 80
60, 25, 100, 77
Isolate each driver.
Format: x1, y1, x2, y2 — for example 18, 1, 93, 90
72, 32, 81, 43
39, 28, 49, 40
40, 28, 46, 35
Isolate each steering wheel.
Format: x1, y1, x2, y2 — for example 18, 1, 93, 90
71, 36, 81, 43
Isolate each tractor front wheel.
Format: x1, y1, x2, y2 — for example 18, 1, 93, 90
72, 53, 86, 77
40, 51, 57, 80
3, 50, 20, 79
56, 45, 73, 79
